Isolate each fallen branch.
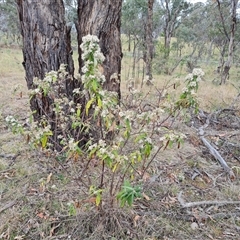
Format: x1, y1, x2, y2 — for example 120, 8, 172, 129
196, 110, 235, 179
178, 191, 240, 208
0, 153, 18, 159
0, 201, 16, 213
200, 136, 235, 179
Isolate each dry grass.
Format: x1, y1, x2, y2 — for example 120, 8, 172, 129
1, 46, 240, 239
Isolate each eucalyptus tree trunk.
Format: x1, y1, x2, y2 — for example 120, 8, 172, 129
220, 0, 238, 84
16, 0, 74, 117
145, 0, 154, 83
163, 0, 175, 60
76, 0, 122, 99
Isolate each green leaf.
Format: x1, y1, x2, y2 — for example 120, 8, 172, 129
92, 79, 98, 92
96, 194, 101, 206
86, 98, 95, 116
41, 135, 48, 148
89, 148, 97, 158
76, 108, 81, 117
112, 163, 118, 172
127, 194, 134, 206
125, 118, 131, 130
123, 130, 130, 138
97, 96, 102, 108
135, 133, 147, 143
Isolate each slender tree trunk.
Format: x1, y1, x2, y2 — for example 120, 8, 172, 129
164, 30, 171, 59
221, 0, 238, 84
76, 0, 122, 99
207, 39, 215, 63
145, 0, 154, 83
16, 0, 74, 117
132, 42, 136, 79
128, 32, 131, 52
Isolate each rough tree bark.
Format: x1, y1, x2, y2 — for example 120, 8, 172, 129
145, 0, 154, 83
76, 0, 122, 100
16, 0, 74, 117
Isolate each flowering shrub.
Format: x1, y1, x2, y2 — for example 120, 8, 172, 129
5, 115, 23, 134
176, 68, 204, 113
5, 35, 204, 209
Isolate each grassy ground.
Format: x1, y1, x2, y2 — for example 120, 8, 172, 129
0, 46, 240, 239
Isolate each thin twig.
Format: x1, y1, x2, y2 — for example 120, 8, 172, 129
142, 144, 163, 178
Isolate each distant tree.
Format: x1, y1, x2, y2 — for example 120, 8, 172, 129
216, 0, 238, 84
64, 0, 78, 23
121, 0, 148, 79
121, 0, 162, 79
0, 0, 20, 43
121, 0, 147, 52
145, 0, 154, 82
175, 2, 208, 71
160, 0, 190, 60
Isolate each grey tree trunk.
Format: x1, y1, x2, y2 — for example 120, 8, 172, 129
16, 0, 76, 150
76, 0, 122, 100
220, 0, 238, 84
16, 0, 74, 117
145, 0, 154, 83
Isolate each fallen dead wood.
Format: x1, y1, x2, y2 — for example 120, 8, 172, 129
200, 136, 235, 179
196, 110, 235, 179
178, 191, 240, 208
0, 200, 16, 213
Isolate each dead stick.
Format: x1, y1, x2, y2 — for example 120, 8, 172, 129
200, 136, 235, 179
0, 201, 16, 213
178, 191, 240, 208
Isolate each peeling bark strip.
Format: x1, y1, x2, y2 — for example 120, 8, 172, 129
77, 0, 122, 99
16, 0, 74, 89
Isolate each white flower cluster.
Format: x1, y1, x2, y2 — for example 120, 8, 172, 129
192, 68, 204, 77
80, 34, 105, 65
160, 132, 186, 143
88, 139, 117, 161
185, 68, 204, 82
30, 65, 69, 100
5, 115, 22, 131
27, 121, 52, 147
182, 68, 204, 97
68, 138, 79, 152
80, 35, 106, 87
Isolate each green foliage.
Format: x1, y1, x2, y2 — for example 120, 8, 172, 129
67, 202, 77, 216
5, 35, 203, 210
89, 186, 103, 207
5, 115, 24, 134
117, 181, 141, 207
176, 68, 204, 113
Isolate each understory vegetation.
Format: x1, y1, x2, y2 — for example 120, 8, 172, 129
1, 37, 240, 239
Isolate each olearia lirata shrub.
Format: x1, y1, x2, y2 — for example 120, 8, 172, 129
5, 35, 205, 208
